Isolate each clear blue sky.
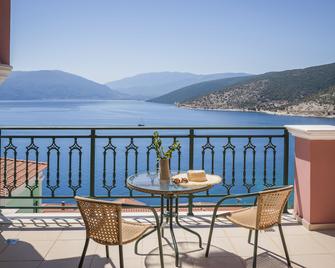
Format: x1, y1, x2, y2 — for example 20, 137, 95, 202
10, 0, 335, 83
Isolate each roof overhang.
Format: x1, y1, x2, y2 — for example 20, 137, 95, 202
0, 0, 11, 84
0, 64, 12, 84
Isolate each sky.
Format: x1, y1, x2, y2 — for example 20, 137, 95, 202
10, 0, 335, 83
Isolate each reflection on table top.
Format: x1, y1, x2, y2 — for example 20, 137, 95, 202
127, 171, 222, 195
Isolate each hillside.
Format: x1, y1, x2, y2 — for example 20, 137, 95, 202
179, 63, 335, 117
106, 71, 250, 99
149, 76, 252, 104
0, 70, 130, 100
285, 86, 335, 116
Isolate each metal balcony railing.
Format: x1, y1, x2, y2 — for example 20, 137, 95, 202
0, 126, 290, 214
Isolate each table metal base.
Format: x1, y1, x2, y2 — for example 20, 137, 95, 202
135, 195, 203, 267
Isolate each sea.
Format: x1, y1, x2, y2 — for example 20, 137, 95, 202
0, 100, 334, 206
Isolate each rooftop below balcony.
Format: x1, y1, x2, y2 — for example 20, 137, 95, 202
1, 211, 335, 268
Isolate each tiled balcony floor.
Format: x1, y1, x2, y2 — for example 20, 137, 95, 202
0, 212, 335, 268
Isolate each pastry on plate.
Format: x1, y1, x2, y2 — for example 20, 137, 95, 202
187, 170, 207, 182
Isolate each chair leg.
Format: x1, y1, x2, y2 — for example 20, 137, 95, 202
205, 212, 216, 257
78, 238, 89, 268
105, 245, 109, 259
119, 245, 124, 268
248, 230, 252, 244
156, 226, 165, 268
252, 230, 259, 268
166, 198, 170, 223
278, 224, 291, 267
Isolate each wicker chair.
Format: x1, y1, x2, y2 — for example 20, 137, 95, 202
205, 186, 293, 268
75, 196, 164, 268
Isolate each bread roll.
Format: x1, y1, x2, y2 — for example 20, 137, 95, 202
187, 170, 207, 182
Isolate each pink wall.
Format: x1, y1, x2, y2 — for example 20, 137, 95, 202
294, 138, 311, 221
0, 0, 11, 65
294, 137, 335, 224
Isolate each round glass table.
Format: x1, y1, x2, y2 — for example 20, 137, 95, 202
127, 172, 222, 267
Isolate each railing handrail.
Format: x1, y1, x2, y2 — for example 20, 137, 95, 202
0, 125, 287, 130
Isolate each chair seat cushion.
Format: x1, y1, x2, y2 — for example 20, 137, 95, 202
90, 220, 152, 245
222, 206, 258, 229
121, 220, 152, 244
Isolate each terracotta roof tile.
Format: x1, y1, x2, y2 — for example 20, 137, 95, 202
0, 158, 47, 196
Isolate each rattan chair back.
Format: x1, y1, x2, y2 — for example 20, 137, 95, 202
76, 196, 122, 245
256, 186, 293, 229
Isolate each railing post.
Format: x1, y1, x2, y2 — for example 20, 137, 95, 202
188, 129, 195, 216
33, 200, 38, 213
0, 129, 2, 180
90, 129, 96, 197
283, 128, 289, 212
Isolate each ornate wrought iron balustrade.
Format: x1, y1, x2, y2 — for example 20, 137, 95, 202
0, 126, 290, 214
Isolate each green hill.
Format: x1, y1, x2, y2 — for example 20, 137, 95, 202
176, 62, 335, 117
148, 75, 252, 104
250, 62, 335, 101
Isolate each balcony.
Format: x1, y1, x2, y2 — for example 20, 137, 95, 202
0, 125, 334, 268
1, 211, 335, 267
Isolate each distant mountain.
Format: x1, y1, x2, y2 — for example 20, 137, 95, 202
0, 70, 130, 100
149, 76, 252, 104
178, 62, 335, 117
106, 72, 251, 99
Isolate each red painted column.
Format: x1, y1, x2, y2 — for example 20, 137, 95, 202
0, 0, 12, 84
286, 125, 335, 230
0, 0, 11, 65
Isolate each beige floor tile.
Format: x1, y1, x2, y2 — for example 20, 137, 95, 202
277, 224, 310, 236
0, 260, 41, 268
95, 242, 138, 259
244, 252, 291, 268
45, 239, 97, 260
163, 227, 188, 239
138, 230, 160, 242
94, 244, 125, 266
117, 243, 138, 258
1, 215, 334, 267
94, 242, 164, 267
223, 226, 251, 237
229, 237, 266, 258
57, 229, 86, 240
89, 255, 122, 268
147, 242, 198, 268
191, 242, 245, 268
185, 227, 210, 237
0, 229, 21, 240
206, 236, 235, 254
272, 234, 328, 255
39, 256, 93, 268
123, 255, 149, 267
256, 233, 284, 256
18, 230, 61, 241
291, 254, 335, 268
0, 240, 54, 261
310, 231, 335, 253
136, 239, 163, 255
193, 255, 245, 268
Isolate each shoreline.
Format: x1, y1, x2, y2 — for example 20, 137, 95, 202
177, 105, 335, 119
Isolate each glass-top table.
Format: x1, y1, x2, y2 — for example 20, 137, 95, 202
127, 172, 222, 267
127, 172, 215, 195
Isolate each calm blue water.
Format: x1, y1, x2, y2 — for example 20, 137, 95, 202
0, 100, 334, 206
0, 100, 334, 126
